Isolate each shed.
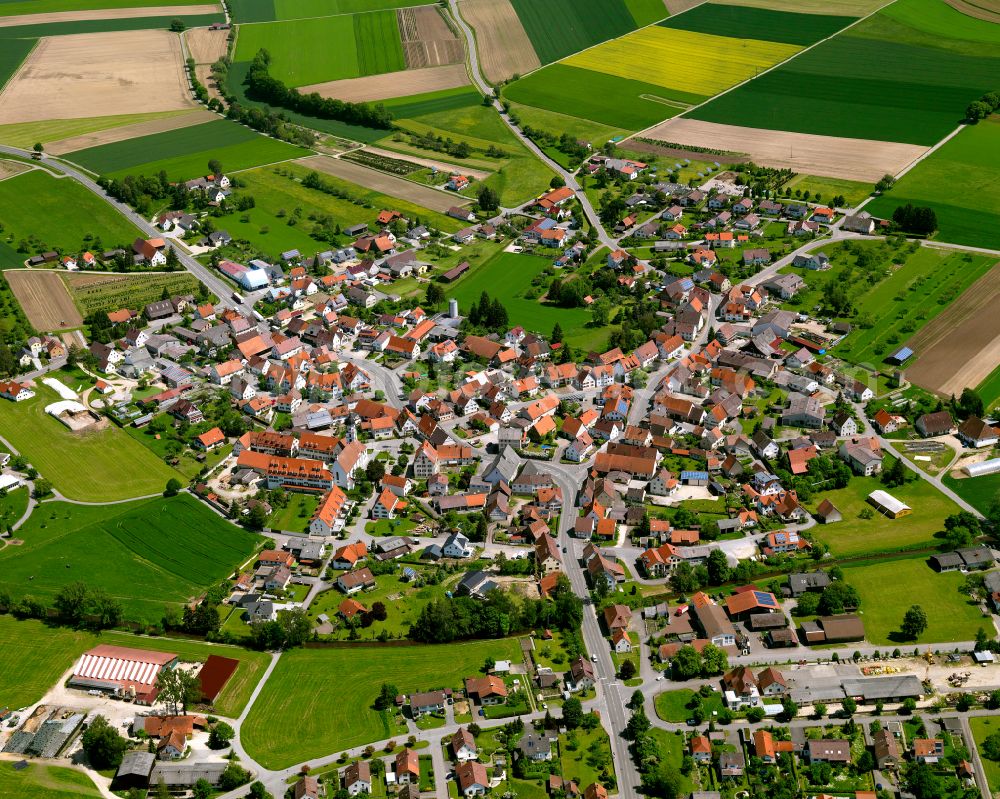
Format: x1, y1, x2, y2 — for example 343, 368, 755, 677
867, 490, 911, 519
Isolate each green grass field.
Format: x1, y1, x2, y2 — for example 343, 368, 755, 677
0, 110, 193, 149
0, 169, 142, 252
449, 251, 597, 348
1, 494, 261, 623
510, 0, 639, 63
660, 3, 855, 45
266, 492, 320, 533
0, 761, 101, 799
66, 118, 311, 180
843, 556, 987, 644
867, 116, 1000, 250
0, 484, 29, 529
690, 3, 1000, 145
970, 717, 1000, 795
0, 614, 269, 715
0, 37, 34, 91
381, 87, 483, 122
229, 0, 429, 23
0, 384, 183, 501
624, 0, 669, 26
784, 173, 872, 207
234, 10, 404, 87
977, 362, 1000, 413
807, 471, 961, 556
942, 473, 1000, 516
508, 102, 628, 150
0, 13, 222, 37
880, 0, 1000, 46
242, 639, 522, 767
654, 689, 725, 722
0, 0, 209, 14
504, 63, 693, 130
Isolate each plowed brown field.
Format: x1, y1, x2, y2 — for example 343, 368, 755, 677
299, 64, 468, 103
398, 6, 463, 69
458, 0, 539, 83
6, 270, 82, 331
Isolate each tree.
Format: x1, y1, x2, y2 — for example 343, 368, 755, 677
425, 282, 445, 309
33, 478, 53, 499
813, 702, 827, 719
781, 696, 798, 720
375, 683, 399, 711
967, 100, 992, 121
746, 706, 765, 722
54, 581, 89, 625
900, 605, 928, 640
156, 667, 201, 715
901, 697, 917, 714
550, 176, 566, 189
705, 549, 730, 585
551, 322, 563, 344
619, 659, 637, 680
628, 689, 644, 710
841, 697, 857, 717
477, 186, 500, 212
208, 721, 234, 749
562, 697, 583, 729
81, 715, 128, 769
218, 762, 251, 791
365, 459, 385, 483
818, 581, 860, 615
32, 142, 43, 154
192, 779, 213, 799
699, 644, 728, 676
169, 17, 185, 31
164, 478, 182, 497
208, 158, 223, 177
982, 733, 1000, 761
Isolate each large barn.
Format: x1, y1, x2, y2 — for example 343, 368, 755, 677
69, 645, 178, 704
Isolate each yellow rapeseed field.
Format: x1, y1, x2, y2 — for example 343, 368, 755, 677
564, 26, 801, 97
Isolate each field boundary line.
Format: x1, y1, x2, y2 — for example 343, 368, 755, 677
622, 0, 900, 144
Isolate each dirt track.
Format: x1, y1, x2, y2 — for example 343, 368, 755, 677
6, 270, 83, 331
0, 30, 194, 124
638, 118, 928, 182
297, 155, 468, 213
458, 0, 539, 83
47, 109, 215, 155
906, 258, 1000, 397
184, 26, 228, 64
399, 6, 464, 69
300, 64, 469, 103
0, 4, 219, 27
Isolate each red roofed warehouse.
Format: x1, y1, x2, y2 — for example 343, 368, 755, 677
70, 645, 178, 704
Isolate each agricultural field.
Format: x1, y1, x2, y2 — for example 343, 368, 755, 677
977, 363, 1000, 413
0, 37, 35, 92
660, 3, 855, 46
6, 270, 82, 330
234, 11, 404, 87
0, 4, 220, 27
867, 115, 1000, 251
397, 5, 464, 70
0, 761, 101, 799
229, 0, 430, 23
842, 556, 987, 644
0, 614, 269, 715
65, 118, 311, 179
0, 12, 222, 37
380, 86, 482, 120
942, 472, 1000, 516
508, 0, 647, 64
806, 471, 961, 557
0, 494, 261, 624
0, 0, 212, 15
689, 0, 1000, 146
45, 108, 217, 156
0, 30, 193, 125
457, 0, 540, 83
0, 109, 198, 150
241, 639, 522, 768
0, 169, 143, 253
0, 383, 183, 501
713, 0, 886, 12
509, 102, 628, 153
901, 259, 1000, 399
970, 717, 1000, 797
299, 65, 470, 104
449, 251, 599, 349
66, 271, 201, 314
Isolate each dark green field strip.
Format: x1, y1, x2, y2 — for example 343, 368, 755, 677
660, 2, 855, 45
228, 0, 274, 22
67, 119, 258, 174
689, 33, 1000, 145
504, 63, 703, 130
0, 12, 223, 38
510, 0, 638, 63
354, 8, 405, 76
381, 87, 482, 120
0, 36, 33, 89
624, 0, 669, 26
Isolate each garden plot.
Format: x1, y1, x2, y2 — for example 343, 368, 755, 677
0, 30, 193, 124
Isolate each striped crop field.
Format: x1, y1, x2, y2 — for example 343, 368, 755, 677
563, 26, 800, 99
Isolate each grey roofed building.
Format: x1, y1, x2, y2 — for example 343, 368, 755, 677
787, 572, 831, 597
150, 761, 229, 787
113, 751, 156, 789
841, 675, 923, 701
456, 570, 498, 599
483, 447, 522, 485
518, 731, 553, 761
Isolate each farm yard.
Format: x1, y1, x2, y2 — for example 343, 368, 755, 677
5, 270, 82, 330
0, 30, 193, 124
690, 0, 1000, 146
66, 271, 201, 315
241, 639, 522, 769
0, 383, 183, 501
867, 115, 1000, 251
0, 494, 261, 625
0, 168, 142, 256
64, 118, 311, 179
457, 0, 540, 83
638, 119, 927, 182
899, 259, 1000, 399
842, 557, 987, 644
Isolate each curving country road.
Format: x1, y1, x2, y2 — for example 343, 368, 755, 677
0, 144, 255, 316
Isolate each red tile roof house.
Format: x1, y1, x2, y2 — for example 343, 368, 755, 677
395, 748, 420, 785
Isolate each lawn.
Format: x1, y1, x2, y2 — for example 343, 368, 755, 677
654, 688, 725, 723
646, 728, 694, 795
0, 484, 29, 529
690, 4, 1000, 145
866, 115, 1000, 251
842, 556, 988, 644
0, 761, 101, 799
660, 3, 855, 46
510, 0, 640, 63
65, 119, 311, 180
0, 615, 269, 716
234, 10, 404, 87
560, 725, 616, 789
241, 639, 522, 768
0, 110, 194, 149
0, 169, 142, 253
0, 494, 261, 624
267, 492, 320, 533
807, 471, 961, 556
942, 473, 1000, 516
0, 38, 35, 92
970, 717, 1000, 795
0, 384, 183, 501
448, 251, 598, 348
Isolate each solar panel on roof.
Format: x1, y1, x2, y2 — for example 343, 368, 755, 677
753, 591, 777, 607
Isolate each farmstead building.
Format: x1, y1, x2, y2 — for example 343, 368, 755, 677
69, 645, 178, 704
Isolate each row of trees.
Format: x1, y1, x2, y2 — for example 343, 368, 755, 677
465, 290, 510, 333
